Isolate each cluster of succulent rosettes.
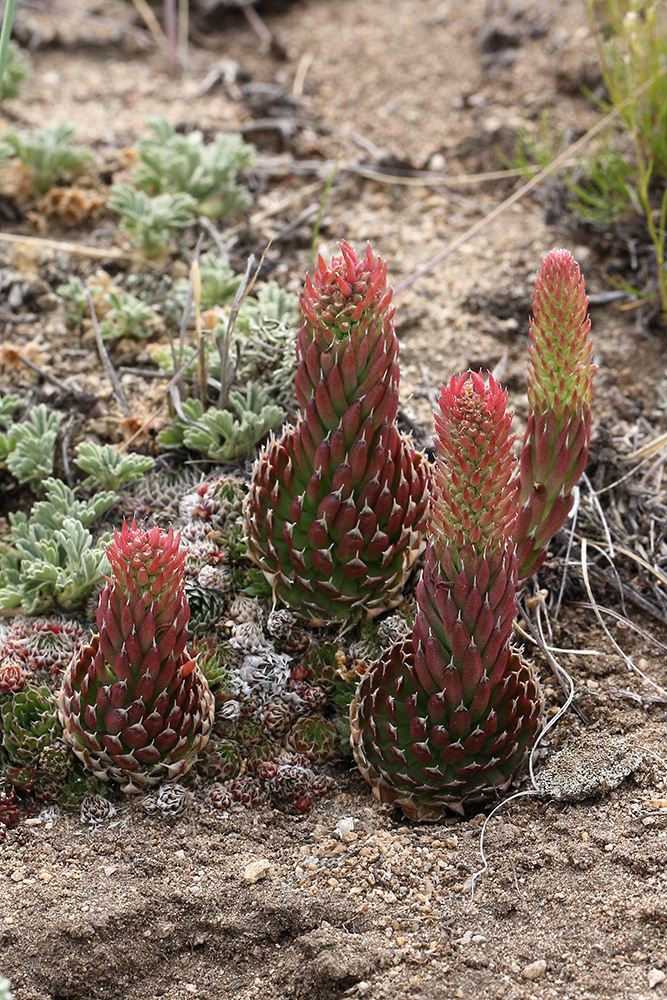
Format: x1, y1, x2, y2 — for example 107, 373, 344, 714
178, 474, 249, 589
58, 521, 215, 793
514, 249, 596, 579
244, 240, 431, 625
80, 793, 117, 827
0, 617, 86, 692
2, 685, 61, 766
205, 747, 336, 815
140, 782, 192, 818
116, 465, 203, 528
351, 372, 544, 820
0, 779, 21, 835
0, 677, 108, 816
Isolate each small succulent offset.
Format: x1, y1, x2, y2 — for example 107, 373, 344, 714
244, 241, 431, 623
58, 521, 215, 792
350, 248, 595, 819
514, 249, 596, 579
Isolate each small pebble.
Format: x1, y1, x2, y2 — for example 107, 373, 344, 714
243, 859, 271, 884
649, 969, 666, 989
335, 816, 355, 839
522, 959, 547, 981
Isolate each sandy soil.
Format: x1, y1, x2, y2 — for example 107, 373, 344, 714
2, 1, 667, 998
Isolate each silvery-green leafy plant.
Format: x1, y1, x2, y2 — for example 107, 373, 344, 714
0, 123, 91, 194
152, 275, 300, 408
158, 383, 283, 463
0, 41, 29, 102
0, 404, 62, 490
99, 290, 157, 340
108, 185, 197, 257
0, 479, 116, 614
0, 394, 21, 426
131, 117, 255, 219
74, 442, 155, 491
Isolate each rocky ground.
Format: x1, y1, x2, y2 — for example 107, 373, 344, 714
2, 1, 667, 998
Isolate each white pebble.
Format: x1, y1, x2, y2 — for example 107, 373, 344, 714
243, 859, 271, 884
649, 969, 666, 989
522, 959, 547, 981
335, 816, 355, 839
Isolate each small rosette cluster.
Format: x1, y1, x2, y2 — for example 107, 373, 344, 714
515, 249, 596, 579
351, 372, 543, 819
58, 521, 215, 792
244, 241, 430, 623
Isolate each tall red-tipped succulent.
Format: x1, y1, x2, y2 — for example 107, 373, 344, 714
244, 241, 430, 623
58, 521, 215, 793
351, 372, 543, 820
515, 249, 596, 579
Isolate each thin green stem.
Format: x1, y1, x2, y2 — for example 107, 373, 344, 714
0, 0, 17, 96
310, 159, 338, 267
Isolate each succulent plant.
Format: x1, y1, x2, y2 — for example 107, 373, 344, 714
0, 617, 86, 682
190, 636, 240, 702
0, 658, 27, 694
139, 782, 191, 817
514, 249, 596, 579
80, 793, 117, 827
351, 372, 544, 820
194, 736, 241, 781
58, 521, 215, 793
207, 782, 233, 811
58, 767, 109, 811
269, 762, 313, 807
285, 715, 339, 765
117, 465, 202, 527
2, 685, 61, 765
262, 699, 294, 739
245, 241, 430, 624
39, 740, 74, 777
229, 774, 265, 807
184, 584, 229, 636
